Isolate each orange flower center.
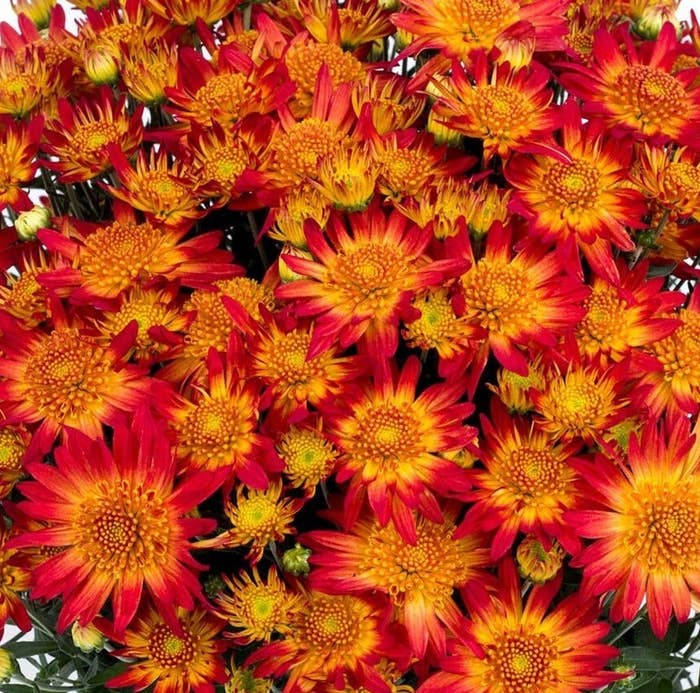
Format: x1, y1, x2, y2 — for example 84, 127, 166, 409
625, 481, 700, 573
74, 479, 170, 572
461, 259, 534, 336
277, 426, 338, 488
666, 161, 700, 198
543, 159, 600, 209
486, 630, 557, 692
0, 270, 45, 326
285, 40, 365, 96
71, 121, 123, 159
201, 144, 249, 186
433, 0, 518, 51
23, 330, 115, 423
194, 73, 252, 123
377, 147, 433, 197
301, 596, 363, 650
148, 624, 195, 668
652, 309, 700, 386
471, 85, 530, 142
354, 403, 422, 467
499, 446, 569, 499
0, 429, 24, 472
137, 170, 191, 210
613, 65, 687, 134
577, 282, 631, 357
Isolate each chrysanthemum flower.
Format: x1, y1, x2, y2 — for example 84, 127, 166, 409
568, 415, 700, 637
38, 205, 238, 302
392, 0, 568, 58
531, 361, 630, 445
560, 23, 700, 148
323, 357, 475, 541
638, 289, 700, 416
516, 535, 565, 584
0, 311, 150, 454
457, 222, 588, 376
277, 421, 339, 493
194, 480, 299, 564
0, 522, 31, 637
224, 662, 272, 693
430, 55, 559, 160
278, 204, 465, 358
143, 0, 242, 25
246, 589, 398, 692
307, 505, 489, 657
0, 114, 43, 213
575, 261, 683, 364
121, 38, 179, 106
0, 425, 29, 500
314, 144, 378, 212
506, 101, 646, 282
105, 603, 228, 693
0, 246, 53, 327
419, 560, 622, 693
268, 182, 331, 248
105, 146, 204, 228
7, 412, 223, 633
166, 46, 289, 127
486, 357, 546, 414
41, 87, 144, 183
214, 566, 303, 644
458, 403, 582, 560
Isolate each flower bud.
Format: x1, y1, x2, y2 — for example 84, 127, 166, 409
0, 648, 15, 683
71, 621, 105, 653
278, 245, 313, 284
11, 0, 56, 30
635, 10, 681, 41
516, 535, 564, 583
83, 48, 119, 86
281, 542, 312, 576
15, 205, 51, 241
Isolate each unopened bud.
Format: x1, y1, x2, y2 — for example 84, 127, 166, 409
83, 48, 119, 86
281, 542, 312, 576
11, 0, 56, 30
635, 11, 681, 41
516, 535, 564, 583
278, 245, 312, 284
71, 621, 105, 653
15, 205, 51, 241
0, 648, 15, 682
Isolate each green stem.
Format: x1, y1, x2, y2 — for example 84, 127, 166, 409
607, 609, 647, 645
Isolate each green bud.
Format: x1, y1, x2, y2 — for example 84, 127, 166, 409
281, 543, 312, 576
15, 205, 51, 241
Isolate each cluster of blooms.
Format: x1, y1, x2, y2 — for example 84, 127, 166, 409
0, 0, 700, 691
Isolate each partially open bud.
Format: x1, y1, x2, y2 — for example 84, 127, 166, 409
279, 244, 313, 284
15, 205, 51, 241
83, 48, 119, 86
71, 621, 105, 653
516, 535, 565, 583
0, 648, 15, 683
494, 20, 536, 69
315, 146, 377, 213
635, 9, 681, 40
281, 542, 312, 576
11, 0, 56, 30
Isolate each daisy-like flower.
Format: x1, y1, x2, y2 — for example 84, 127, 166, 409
419, 560, 622, 693
121, 38, 179, 106
278, 204, 465, 358
0, 425, 29, 500
105, 603, 228, 693
0, 114, 43, 212
7, 412, 223, 633
38, 205, 238, 302
0, 311, 150, 454
41, 86, 144, 183
142, 0, 242, 25
0, 522, 31, 638
457, 222, 588, 376
574, 261, 683, 365
0, 246, 53, 328
638, 288, 700, 416
487, 357, 546, 414
568, 415, 700, 637
506, 101, 646, 282
165, 349, 277, 489
430, 55, 559, 161
307, 505, 490, 657
392, 0, 568, 59
214, 566, 303, 644
324, 357, 475, 541
194, 480, 299, 564
458, 403, 582, 560
560, 23, 700, 148
246, 589, 398, 692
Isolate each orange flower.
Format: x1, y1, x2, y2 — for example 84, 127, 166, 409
506, 101, 646, 282
0, 246, 54, 328
0, 311, 151, 454
41, 87, 144, 183
459, 402, 582, 560
38, 205, 238, 301
307, 505, 489, 657
560, 23, 700, 148
143, 0, 242, 25
568, 415, 700, 637
0, 425, 30, 500
164, 349, 278, 488
419, 560, 622, 693
457, 222, 588, 376
0, 114, 43, 212
105, 603, 228, 693
392, 0, 568, 58
278, 204, 465, 358
121, 38, 179, 106
105, 146, 204, 228
0, 522, 31, 637
431, 55, 559, 160
7, 412, 223, 633
324, 357, 475, 541
246, 589, 399, 692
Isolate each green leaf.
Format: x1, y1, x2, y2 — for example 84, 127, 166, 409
620, 646, 692, 671
88, 659, 129, 686
2, 641, 59, 658
3, 686, 37, 693
634, 619, 678, 654
632, 677, 673, 693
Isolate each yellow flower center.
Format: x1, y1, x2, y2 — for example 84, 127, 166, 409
148, 624, 195, 668
302, 596, 363, 649
501, 447, 568, 499
285, 40, 365, 96
75, 479, 170, 572
577, 282, 631, 357
140, 171, 189, 206
473, 85, 530, 140
194, 73, 252, 123
203, 146, 249, 186
652, 309, 700, 387
23, 330, 114, 423
405, 290, 460, 351
72, 121, 122, 158
377, 147, 432, 197
277, 426, 338, 489
234, 497, 278, 533
433, 0, 518, 51
0, 429, 24, 471
666, 161, 700, 198
461, 258, 534, 336
625, 481, 700, 573
544, 159, 600, 209
487, 631, 558, 692
613, 65, 687, 135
